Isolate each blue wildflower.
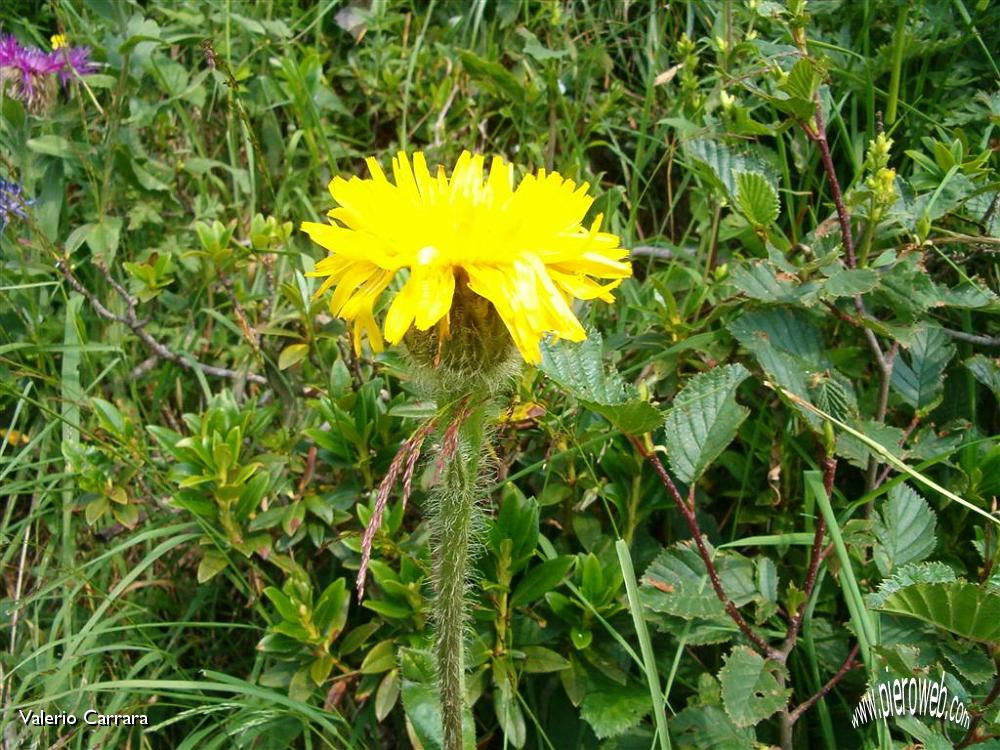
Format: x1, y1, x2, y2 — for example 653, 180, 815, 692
0, 179, 30, 233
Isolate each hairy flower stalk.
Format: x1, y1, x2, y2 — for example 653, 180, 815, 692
303, 151, 628, 749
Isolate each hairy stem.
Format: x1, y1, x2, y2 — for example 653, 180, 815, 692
432, 406, 485, 750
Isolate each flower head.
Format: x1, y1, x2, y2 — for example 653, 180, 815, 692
302, 151, 630, 365
50, 34, 68, 50
0, 33, 97, 112
0, 179, 31, 233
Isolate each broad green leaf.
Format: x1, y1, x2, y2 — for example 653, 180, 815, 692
867, 562, 958, 609
278, 343, 309, 370
873, 483, 937, 576
640, 540, 758, 620
890, 326, 955, 414
729, 308, 825, 428
27, 135, 76, 158
520, 646, 571, 674
510, 555, 574, 607
967, 354, 1000, 401
734, 171, 779, 227
940, 642, 996, 686
663, 364, 750, 483
313, 578, 349, 638
873, 582, 1000, 643
85, 217, 124, 265
729, 261, 803, 304
779, 58, 821, 102
671, 705, 755, 750
685, 139, 775, 199
820, 267, 880, 298
197, 549, 228, 583
718, 647, 791, 728
540, 330, 662, 434
580, 682, 650, 739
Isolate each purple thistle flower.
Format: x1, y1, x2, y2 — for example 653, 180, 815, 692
0, 33, 97, 112
0, 179, 31, 233
51, 45, 98, 84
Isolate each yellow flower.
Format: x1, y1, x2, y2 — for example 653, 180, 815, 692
302, 151, 630, 364
50, 34, 68, 50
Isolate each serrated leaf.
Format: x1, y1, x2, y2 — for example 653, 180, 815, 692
890, 326, 955, 414
940, 642, 996, 686
729, 262, 802, 303
685, 139, 776, 199
540, 331, 662, 434
873, 483, 937, 576
867, 562, 958, 609
718, 647, 791, 728
580, 683, 650, 739
640, 540, 758, 620
671, 705, 755, 750
821, 267, 880, 298
873, 582, 1000, 643
663, 364, 750, 483
779, 58, 821, 102
734, 171, 779, 227
729, 308, 825, 428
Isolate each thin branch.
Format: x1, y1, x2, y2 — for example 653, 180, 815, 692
942, 328, 1000, 348
630, 436, 776, 658
787, 642, 861, 724
58, 260, 269, 386
803, 103, 856, 269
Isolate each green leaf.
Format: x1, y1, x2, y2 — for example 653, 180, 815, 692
890, 326, 955, 414
729, 262, 802, 304
375, 669, 401, 721
580, 682, 650, 739
967, 355, 1000, 401
489, 484, 539, 574
873, 483, 937, 576
718, 647, 791, 728
360, 639, 397, 674
540, 330, 662, 434
820, 267, 880, 298
663, 364, 750, 483
279, 343, 309, 370
197, 549, 228, 583
734, 171, 779, 227
730, 308, 825, 429
313, 578, 349, 639
85, 217, 124, 265
779, 58, 821, 102
520, 645, 571, 674
873, 582, 1000, 643
494, 672, 526, 748
867, 561, 958, 609
671, 705, 755, 750
510, 555, 575, 607
27, 135, 76, 158
685, 138, 776, 199
640, 540, 758, 621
